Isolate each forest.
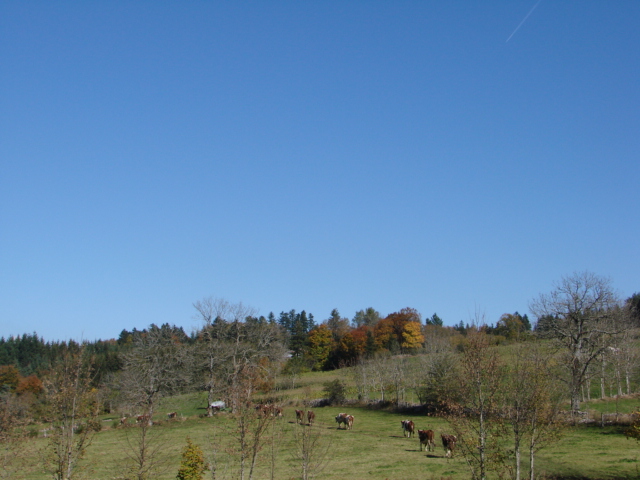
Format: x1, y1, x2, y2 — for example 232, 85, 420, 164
1, 272, 640, 480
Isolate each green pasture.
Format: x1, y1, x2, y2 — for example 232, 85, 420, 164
11, 355, 640, 480
14, 394, 640, 480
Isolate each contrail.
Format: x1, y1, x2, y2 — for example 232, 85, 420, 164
506, 0, 542, 43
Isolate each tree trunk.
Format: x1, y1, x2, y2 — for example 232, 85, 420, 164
600, 353, 606, 399
479, 409, 486, 480
529, 439, 535, 480
514, 436, 521, 480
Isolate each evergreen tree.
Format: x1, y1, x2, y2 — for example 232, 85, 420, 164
426, 313, 443, 326
176, 437, 208, 480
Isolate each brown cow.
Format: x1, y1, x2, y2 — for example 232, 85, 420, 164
295, 409, 305, 424
136, 414, 151, 426
345, 414, 354, 430
441, 434, 457, 458
418, 429, 435, 452
167, 412, 177, 419
401, 420, 415, 438
307, 410, 315, 425
256, 404, 270, 416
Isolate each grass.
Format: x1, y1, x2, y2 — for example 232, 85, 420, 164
14, 397, 640, 480
10, 365, 640, 480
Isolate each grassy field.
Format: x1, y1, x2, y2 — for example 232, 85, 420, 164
12, 392, 640, 480
10, 363, 640, 480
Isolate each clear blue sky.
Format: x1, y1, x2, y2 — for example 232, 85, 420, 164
1, 1, 638, 342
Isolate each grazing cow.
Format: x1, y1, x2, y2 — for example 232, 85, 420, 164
167, 412, 177, 419
335, 413, 349, 429
346, 414, 354, 430
136, 414, 151, 426
418, 429, 435, 452
441, 434, 457, 458
256, 404, 270, 416
256, 404, 283, 418
295, 409, 305, 424
307, 410, 315, 425
119, 416, 128, 426
401, 420, 415, 438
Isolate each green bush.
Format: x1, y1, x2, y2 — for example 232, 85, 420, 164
322, 379, 346, 405
176, 437, 208, 480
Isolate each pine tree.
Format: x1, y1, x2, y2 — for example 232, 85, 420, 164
176, 437, 208, 480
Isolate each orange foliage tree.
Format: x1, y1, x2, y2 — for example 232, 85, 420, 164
374, 308, 424, 353
16, 375, 44, 396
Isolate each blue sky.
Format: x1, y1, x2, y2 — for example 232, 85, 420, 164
1, 1, 638, 342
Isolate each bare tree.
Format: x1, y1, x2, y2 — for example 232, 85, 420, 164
350, 360, 371, 402
222, 398, 277, 480
389, 356, 408, 405
267, 412, 286, 480
43, 348, 99, 480
193, 298, 287, 414
194, 298, 256, 411
367, 353, 392, 403
114, 420, 171, 480
119, 324, 194, 424
447, 330, 505, 480
290, 422, 332, 480
502, 342, 564, 480
530, 271, 626, 413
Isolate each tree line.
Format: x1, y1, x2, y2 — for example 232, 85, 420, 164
1, 271, 639, 479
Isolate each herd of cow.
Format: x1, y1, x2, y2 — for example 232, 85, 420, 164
121, 406, 456, 458
294, 408, 317, 425
401, 420, 457, 458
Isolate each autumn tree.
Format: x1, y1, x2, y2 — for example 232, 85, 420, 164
374, 308, 424, 353
495, 313, 529, 341
401, 321, 424, 351
16, 374, 44, 396
306, 325, 333, 371
326, 329, 369, 369
530, 272, 626, 413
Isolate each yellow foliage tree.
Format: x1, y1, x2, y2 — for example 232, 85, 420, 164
307, 325, 334, 371
401, 321, 424, 350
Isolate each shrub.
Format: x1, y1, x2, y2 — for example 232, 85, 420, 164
176, 437, 208, 480
322, 379, 346, 405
